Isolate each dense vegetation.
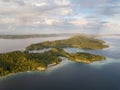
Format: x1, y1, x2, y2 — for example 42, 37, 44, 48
0, 49, 62, 76
0, 48, 106, 77
26, 35, 109, 50
67, 52, 106, 63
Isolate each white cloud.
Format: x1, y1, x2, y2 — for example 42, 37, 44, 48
69, 19, 88, 26
32, 2, 47, 7
54, 0, 70, 5
0, 0, 120, 34
0, 0, 72, 26
43, 17, 63, 25
60, 8, 72, 15
0, 18, 20, 24
102, 23, 120, 34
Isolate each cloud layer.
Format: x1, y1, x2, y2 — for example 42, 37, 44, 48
0, 0, 120, 34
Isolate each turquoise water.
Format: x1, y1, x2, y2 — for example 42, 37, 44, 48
0, 36, 120, 90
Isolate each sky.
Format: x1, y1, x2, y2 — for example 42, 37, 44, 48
0, 0, 120, 34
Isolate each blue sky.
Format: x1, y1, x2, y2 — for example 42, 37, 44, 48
0, 0, 120, 34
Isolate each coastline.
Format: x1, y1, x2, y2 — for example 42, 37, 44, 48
0, 61, 62, 78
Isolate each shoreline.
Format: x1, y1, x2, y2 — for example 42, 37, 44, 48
0, 57, 106, 78
0, 61, 62, 79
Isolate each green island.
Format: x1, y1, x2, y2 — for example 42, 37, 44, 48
26, 35, 109, 50
0, 48, 106, 77
0, 35, 108, 77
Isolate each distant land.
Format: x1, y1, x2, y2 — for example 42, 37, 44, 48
0, 33, 119, 39
0, 33, 80, 39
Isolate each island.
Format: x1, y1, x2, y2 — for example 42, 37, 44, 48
0, 35, 108, 77
0, 48, 106, 77
26, 35, 109, 50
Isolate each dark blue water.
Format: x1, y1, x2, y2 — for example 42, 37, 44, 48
0, 36, 120, 90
